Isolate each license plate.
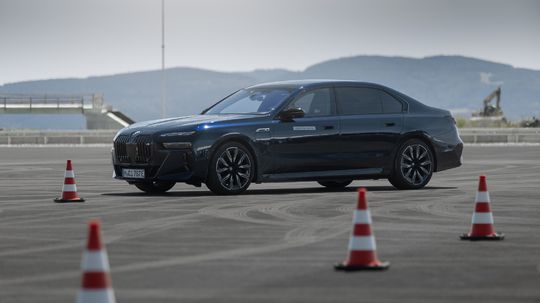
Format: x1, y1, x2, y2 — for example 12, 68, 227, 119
122, 168, 145, 179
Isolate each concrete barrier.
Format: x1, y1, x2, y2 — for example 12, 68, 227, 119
0, 130, 116, 145
0, 128, 539, 145
458, 128, 540, 144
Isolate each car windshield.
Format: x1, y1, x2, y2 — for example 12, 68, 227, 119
204, 87, 294, 115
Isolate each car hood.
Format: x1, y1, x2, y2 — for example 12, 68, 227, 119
125, 114, 263, 132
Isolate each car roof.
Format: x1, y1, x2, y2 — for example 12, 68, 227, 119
248, 79, 387, 90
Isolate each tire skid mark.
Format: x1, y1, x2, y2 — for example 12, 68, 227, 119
283, 214, 351, 243
0, 167, 55, 173
0, 195, 206, 226
0, 204, 134, 225
104, 214, 201, 242
411, 198, 465, 219
255, 198, 325, 223
440, 164, 520, 180
198, 197, 317, 227
2, 190, 537, 287
0, 210, 203, 258
0, 209, 352, 287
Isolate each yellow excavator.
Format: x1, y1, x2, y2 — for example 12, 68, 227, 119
472, 86, 504, 120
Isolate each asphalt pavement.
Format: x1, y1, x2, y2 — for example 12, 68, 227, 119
0, 145, 539, 302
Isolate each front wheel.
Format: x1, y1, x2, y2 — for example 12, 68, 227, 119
206, 142, 254, 195
389, 139, 434, 190
134, 181, 176, 193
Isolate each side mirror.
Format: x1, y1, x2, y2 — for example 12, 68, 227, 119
279, 107, 305, 122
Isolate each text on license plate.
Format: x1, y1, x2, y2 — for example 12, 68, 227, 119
122, 168, 145, 179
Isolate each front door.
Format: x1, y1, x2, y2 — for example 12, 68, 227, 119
267, 87, 341, 174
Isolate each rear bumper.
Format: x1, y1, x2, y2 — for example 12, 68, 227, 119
435, 142, 463, 172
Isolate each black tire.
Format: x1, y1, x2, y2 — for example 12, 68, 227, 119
134, 181, 176, 193
206, 142, 254, 195
317, 179, 353, 188
389, 139, 434, 190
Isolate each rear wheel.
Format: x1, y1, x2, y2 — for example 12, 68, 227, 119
206, 142, 254, 195
134, 181, 176, 193
389, 139, 434, 190
317, 179, 353, 188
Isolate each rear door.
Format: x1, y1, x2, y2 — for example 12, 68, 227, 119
334, 86, 404, 171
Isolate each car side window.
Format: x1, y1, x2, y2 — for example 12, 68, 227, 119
335, 87, 383, 115
286, 88, 335, 117
381, 91, 403, 113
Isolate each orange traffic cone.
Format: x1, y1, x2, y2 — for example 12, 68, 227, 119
460, 175, 504, 241
77, 220, 116, 303
335, 188, 389, 271
54, 160, 84, 203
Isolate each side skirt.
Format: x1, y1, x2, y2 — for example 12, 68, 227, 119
261, 168, 384, 182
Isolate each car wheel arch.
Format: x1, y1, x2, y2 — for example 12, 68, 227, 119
207, 133, 260, 182
394, 132, 438, 172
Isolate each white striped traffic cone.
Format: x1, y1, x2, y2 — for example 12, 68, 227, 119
54, 160, 84, 203
460, 175, 504, 241
77, 220, 116, 303
335, 188, 389, 271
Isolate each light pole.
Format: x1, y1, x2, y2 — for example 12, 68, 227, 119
161, 0, 166, 118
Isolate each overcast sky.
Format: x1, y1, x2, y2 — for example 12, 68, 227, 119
1, 0, 539, 85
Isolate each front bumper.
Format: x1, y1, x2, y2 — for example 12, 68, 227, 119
112, 137, 196, 182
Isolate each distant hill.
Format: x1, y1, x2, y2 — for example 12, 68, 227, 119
1, 55, 539, 129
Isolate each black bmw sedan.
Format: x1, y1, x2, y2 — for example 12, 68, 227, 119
112, 80, 462, 195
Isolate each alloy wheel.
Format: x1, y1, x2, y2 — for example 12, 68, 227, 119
215, 147, 252, 190
400, 144, 432, 185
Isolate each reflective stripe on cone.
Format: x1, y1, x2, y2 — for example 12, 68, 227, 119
77, 289, 115, 303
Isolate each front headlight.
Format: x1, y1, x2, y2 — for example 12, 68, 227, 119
160, 131, 195, 137
162, 142, 192, 149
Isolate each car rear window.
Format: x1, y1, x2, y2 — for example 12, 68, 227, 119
335, 87, 403, 115
380, 91, 403, 113
335, 87, 382, 115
